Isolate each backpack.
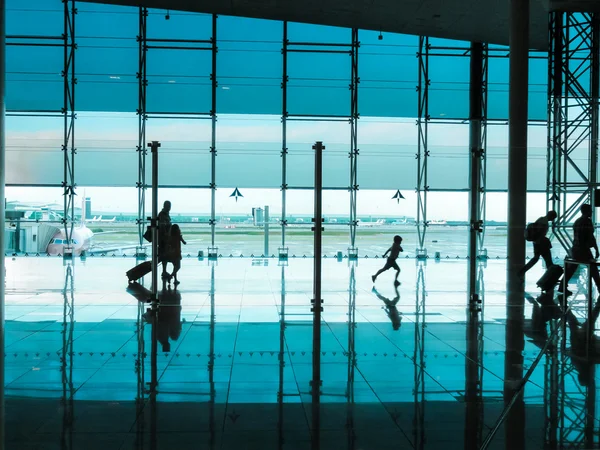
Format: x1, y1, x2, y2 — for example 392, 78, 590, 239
524, 222, 540, 242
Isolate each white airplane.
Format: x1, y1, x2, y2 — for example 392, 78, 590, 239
89, 215, 116, 223
357, 219, 385, 227
43, 196, 142, 256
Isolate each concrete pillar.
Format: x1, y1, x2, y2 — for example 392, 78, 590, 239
505, 0, 528, 448
0, 0, 5, 445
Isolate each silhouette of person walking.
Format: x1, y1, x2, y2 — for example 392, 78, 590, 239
158, 201, 172, 281
558, 204, 600, 297
372, 285, 402, 330
372, 235, 403, 286
165, 224, 187, 286
519, 210, 557, 279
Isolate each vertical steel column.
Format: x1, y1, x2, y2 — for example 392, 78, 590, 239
210, 14, 218, 249
136, 7, 148, 252
468, 42, 484, 310
416, 37, 430, 258
311, 141, 325, 450
0, 0, 5, 444
349, 29, 359, 252
62, 0, 76, 257
281, 22, 288, 250
478, 46, 489, 256
548, 13, 598, 250
148, 140, 160, 392
505, 0, 529, 448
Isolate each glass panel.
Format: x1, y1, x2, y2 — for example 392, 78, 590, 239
5, 115, 63, 185
286, 189, 314, 257
286, 120, 350, 188
146, 10, 212, 41
287, 22, 350, 44
428, 39, 470, 120
218, 16, 282, 115
146, 48, 212, 114
356, 189, 415, 257
143, 117, 212, 187
358, 118, 417, 190
287, 43, 352, 117
77, 7, 138, 113
75, 112, 138, 187
217, 115, 281, 189
6, 45, 63, 111
6, 0, 63, 36
213, 188, 280, 257
427, 123, 469, 190
359, 31, 418, 118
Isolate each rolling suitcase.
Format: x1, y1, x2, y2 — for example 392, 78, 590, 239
536, 264, 564, 291
126, 261, 152, 283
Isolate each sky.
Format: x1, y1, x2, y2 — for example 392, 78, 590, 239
5, 112, 578, 222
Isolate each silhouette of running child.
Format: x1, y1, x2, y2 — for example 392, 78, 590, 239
372, 235, 403, 286
372, 285, 402, 330
165, 224, 187, 286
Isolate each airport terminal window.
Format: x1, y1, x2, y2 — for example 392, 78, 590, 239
2, 8, 574, 260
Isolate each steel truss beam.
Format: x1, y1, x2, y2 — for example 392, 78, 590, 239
548, 12, 600, 252
469, 42, 488, 313
416, 37, 429, 258
136, 7, 148, 252
413, 262, 426, 449
62, 0, 76, 256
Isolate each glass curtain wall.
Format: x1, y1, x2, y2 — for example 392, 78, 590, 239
5, 1, 555, 258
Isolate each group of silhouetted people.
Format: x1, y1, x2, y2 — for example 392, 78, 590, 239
520, 203, 600, 296
158, 201, 187, 286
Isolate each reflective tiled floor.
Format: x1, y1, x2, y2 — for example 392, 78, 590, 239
3, 256, 600, 449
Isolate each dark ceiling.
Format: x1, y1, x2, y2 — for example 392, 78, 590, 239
76, 0, 600, 51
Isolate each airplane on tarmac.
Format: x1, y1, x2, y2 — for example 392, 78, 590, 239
6, 198, 144, 256
46, 198, 141, 256
357, 219, 386, 227
88, 215, 117, 223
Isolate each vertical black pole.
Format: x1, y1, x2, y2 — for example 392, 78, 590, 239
148, 140, 160, 392
311, 141, 324, 450
506, 0, 529, 448
0, 0, 6, 444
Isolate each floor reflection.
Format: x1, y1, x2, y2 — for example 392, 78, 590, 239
4, 258, 600, 449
